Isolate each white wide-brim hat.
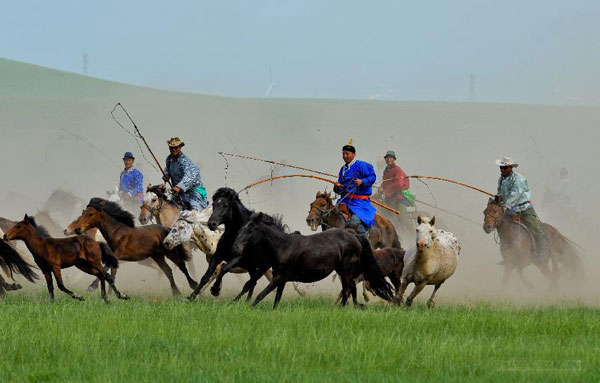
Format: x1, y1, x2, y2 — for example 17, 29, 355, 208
495, 156, 518, 167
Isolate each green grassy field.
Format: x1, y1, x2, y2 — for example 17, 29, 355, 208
0, 292, 598, 382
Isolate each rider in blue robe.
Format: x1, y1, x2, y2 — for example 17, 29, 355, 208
333, 141, 377, 233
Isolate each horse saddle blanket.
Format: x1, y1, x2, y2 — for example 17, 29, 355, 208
337, 203, 351, 220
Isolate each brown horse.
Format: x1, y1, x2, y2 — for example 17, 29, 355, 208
483, 197, 584, 288
4, 215, 126, 302
306, 191, 402, 249
65, 198, 197, 296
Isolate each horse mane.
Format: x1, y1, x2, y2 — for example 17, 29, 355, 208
147, 184, 168, 200
25, 216, 51, 238
253, 212, 289, 233
87, 198, 135, 227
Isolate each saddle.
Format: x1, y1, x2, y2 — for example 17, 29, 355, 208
508, 217, 537, 254
337, 203, 351, 220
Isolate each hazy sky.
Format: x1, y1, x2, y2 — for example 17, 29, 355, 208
2, 1, 599, 104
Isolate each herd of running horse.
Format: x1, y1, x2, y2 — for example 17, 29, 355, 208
0, 185, 584, 307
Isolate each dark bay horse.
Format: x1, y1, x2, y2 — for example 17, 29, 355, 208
0, 236, 38, 296
306, 191, 401, 249
187, 187, 304, 301
65, 198, 197, 296
233, 212, 394, 308
483, 197, 584, 288
334, 246, 404, 304
4, 215, 126, 302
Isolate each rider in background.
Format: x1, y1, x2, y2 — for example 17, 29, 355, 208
119, 151, 144, 205
379, 150, 415, 214
496, 156, 549, 261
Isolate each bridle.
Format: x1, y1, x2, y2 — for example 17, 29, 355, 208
483, 204, 505, 229
141, 196, 164, 218
308, 195, 341, 229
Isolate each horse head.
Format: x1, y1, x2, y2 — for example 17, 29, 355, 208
208, 187, 241, 231
416, 216, 437, 251
163, 219, 193, 250
139, 191, 160, 225
3, 215, 33, 241
482, 196, 504, 234
65, 205, 102, 235
306, 191, 332, 231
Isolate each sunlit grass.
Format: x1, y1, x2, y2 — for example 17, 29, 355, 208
0, 292, 598, 382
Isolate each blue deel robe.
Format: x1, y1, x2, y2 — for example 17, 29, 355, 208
333, 159, 377, 227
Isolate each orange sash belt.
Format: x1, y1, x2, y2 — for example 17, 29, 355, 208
347, 193, 370, 200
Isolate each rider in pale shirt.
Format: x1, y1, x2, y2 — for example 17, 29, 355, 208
495, 156, 549, 261
162, 137, 209, 211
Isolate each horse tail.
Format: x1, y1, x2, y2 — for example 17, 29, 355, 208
100, 242, 119, 269
174, 243, 193, 263
356, 235, 394, 301
0, 239, 39, 283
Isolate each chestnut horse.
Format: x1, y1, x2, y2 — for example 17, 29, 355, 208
66, 198, 197, 296
483, 197, 584, 288
4, 215, 126, 302
306, 191, 401, 249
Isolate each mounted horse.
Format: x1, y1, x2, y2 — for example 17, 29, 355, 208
306, 191, 401, 249
232, 212, 394, 308
139, 184, 182, 226
483, 197, 583, 288
65, 198, 197, 296
5, 215, 126, 302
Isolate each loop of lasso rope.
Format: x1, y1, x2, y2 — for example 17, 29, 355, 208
239, 174, 402, 215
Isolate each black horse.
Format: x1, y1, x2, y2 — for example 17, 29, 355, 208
232, 212, 394, 308
187, 187, 283, 301
0, 239, 38, 296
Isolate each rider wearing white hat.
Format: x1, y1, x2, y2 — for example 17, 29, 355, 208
495, 156, 549, 261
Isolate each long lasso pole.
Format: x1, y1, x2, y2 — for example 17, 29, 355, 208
111, 103, 173, 188
240, 174, 402, 215
223, 152, 494, 197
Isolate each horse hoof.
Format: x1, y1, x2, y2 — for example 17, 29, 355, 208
74, 295, 85, 301
86, 286, 96, 293
186, 295, 196, 302
210, 287, 221, 297
119, 295, 130, 301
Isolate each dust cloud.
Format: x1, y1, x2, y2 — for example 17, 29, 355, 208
1, 58, 599, 305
